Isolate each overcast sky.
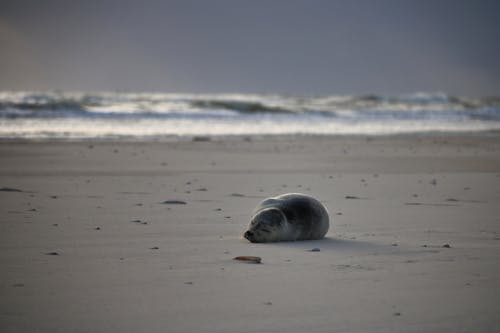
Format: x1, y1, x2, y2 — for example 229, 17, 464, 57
1, 0, 499, 96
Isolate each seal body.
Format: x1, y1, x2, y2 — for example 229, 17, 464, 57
244, 193, 330, 243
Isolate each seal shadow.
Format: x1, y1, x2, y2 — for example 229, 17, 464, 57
261, 237, 407, 255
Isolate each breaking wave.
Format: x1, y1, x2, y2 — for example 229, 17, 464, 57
1, 91, 499, 139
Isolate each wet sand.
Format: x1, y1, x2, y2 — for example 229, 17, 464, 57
1, 135, 500, 332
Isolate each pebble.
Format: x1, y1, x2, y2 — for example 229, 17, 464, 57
233, 256, 262, 264
161, 200, 187, 205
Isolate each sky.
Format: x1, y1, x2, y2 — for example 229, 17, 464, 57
1, 0, 500, 96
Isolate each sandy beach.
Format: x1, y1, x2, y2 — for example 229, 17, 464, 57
1, 135, 500, 333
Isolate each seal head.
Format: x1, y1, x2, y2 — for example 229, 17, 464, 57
244, 207, 288, 243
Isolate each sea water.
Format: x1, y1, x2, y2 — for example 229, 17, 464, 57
1, 91, 499, 140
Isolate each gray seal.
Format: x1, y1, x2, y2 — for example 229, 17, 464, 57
244, 193, 330, 243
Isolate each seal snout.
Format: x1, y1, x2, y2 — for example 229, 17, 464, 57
244, 230, 255, 242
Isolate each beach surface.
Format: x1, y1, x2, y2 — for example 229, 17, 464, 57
1, 135, 500, 332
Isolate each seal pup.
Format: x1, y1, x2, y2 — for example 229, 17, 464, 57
244, 193, 329, 243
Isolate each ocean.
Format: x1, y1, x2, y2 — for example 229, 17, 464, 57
1, 91, 499, 140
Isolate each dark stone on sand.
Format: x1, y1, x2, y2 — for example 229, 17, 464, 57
0, 187, 23, 192
442, 244, 451, 248
345, 195, 360, 199
160, 200, 187, 205
45, 252, 59, 256
150, 246, 159, 250
310, 248, 321, 252
233, 256, 262, 264
445, 198, 459, 202
94, 227, 101, 230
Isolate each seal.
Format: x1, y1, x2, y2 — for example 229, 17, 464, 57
244, 193, 330, 243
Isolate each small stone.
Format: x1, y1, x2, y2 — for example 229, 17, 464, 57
310, 248, 321, 252
442, 244, 451, 248
150, 246, 159, 250
160, 200, 187, 205
0, 187, 23, 192
45, 252, 59, 256
233, 256, 262, 264
393, 312, 402, 316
